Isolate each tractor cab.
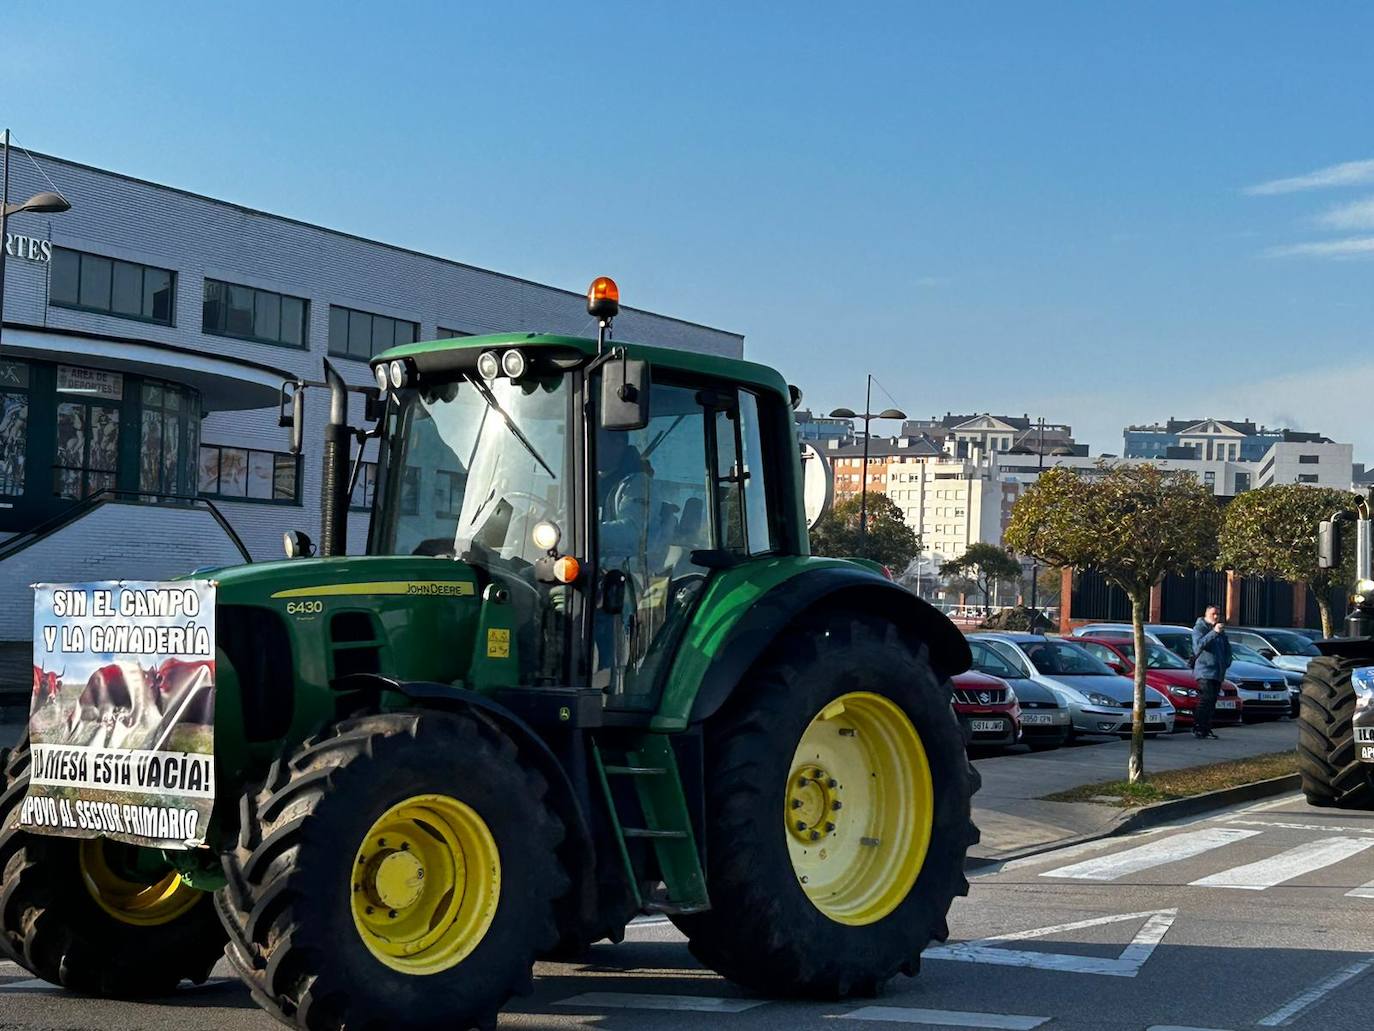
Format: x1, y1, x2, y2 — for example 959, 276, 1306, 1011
352, 281, 798, 711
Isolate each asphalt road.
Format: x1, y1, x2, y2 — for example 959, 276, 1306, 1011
3, 792, 1372, 1031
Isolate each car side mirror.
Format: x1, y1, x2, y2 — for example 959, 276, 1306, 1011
1260, 648, 1276, 659
600, 355, 650, 431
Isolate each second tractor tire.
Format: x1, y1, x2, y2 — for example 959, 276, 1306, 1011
674, 609, 979, 997
1298, 655, 1374, 809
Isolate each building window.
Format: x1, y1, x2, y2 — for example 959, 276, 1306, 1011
140, 381, 200, 500
1234, 472, 1251, 492
200, 444, 299, 503
0, 361, 30, 496
49, 247, 175, 325
1299, 454, 1320, 464
436, 327, 473, 339
54, 399, 120, 499
1204, 471, 1215, 488
328, 305, 418, 361
203, 280, 307, 348
1298, 474, 1319, 484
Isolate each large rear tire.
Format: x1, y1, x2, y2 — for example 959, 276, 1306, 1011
0, 735, 224, 996
1298, 656, 1374, 809
217, 711, 567, 1031
673, 611, 978, 997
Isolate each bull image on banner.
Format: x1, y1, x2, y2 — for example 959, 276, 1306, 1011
20, 581, 216, 850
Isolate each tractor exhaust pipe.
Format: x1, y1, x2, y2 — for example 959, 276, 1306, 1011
320, 359, 351, 557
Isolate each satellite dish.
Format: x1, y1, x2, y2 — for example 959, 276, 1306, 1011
801, 442, 834, 529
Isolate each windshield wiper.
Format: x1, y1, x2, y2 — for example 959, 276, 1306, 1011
464, 375, 555, 478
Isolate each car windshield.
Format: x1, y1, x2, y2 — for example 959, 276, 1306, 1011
969, 640, 1026, 679
1232, 642, 1276, 667
1257, 630, 1321, 656
1119, 642, 1191, 670
1022, 639, 1114, 676
374, 374, 568, 562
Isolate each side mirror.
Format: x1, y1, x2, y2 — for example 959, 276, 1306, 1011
1260, 648, 1277, 660
364, 387, 386, 422
600, 356, 650, 431
1318, 519, 1339, 569
280, 381, 306, 456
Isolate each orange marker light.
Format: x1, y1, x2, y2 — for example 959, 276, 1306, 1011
586, 276, 620, 320
553, 555, 581, 584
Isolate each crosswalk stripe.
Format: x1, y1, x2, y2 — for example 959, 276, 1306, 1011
1040, 828, 1262, 881
1346, 879, 1374, 899
555, 992, 767, 1013
1256, 953, 1374, 1026
1191, 836, 1374, 890
839, 1006, 1049, 1028
0, 978, 56, 992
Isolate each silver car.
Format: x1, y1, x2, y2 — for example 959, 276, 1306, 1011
972, 632, 1176, 737
1229, 627, 1321, 675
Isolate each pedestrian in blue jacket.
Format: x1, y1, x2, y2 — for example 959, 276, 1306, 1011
1191, 605, 1232, 739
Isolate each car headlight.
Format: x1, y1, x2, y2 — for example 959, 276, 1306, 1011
1086, 693, 1121, 707
1005, 686, 1018, 704
1176, 687, 1199, 697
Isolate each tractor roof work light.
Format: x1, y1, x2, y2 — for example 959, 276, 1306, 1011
500, 349, 527, 380
477, 350, 501, 380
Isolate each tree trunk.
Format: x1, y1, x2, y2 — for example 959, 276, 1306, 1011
1316, 593, 1334, 639
1129, 592, 1149, 784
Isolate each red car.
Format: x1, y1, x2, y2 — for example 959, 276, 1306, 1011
1075, 636, 1242, 728
952, 670, 1023, 748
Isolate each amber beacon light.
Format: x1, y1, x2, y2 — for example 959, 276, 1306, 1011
586, 276, 620, 319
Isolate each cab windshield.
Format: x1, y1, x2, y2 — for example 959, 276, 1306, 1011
374, 374, 569, 563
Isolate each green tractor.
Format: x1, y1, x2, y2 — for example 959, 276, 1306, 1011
1299, 498, 1374, 809
0, 278, 978, 1029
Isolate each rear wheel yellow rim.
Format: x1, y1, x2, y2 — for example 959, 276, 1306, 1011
350, 793, 501, 975
78, 838, 201, 927
784, 691, 934, 925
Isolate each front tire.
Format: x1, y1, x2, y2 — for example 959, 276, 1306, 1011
1298, 657, 1374, 809
0, 735, 224, 996
674, 610, 978, 996
217, 711, 567, 1031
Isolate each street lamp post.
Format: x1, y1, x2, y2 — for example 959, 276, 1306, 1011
830, 373, 906, 556
1028, 416, 1046, 612
0, 129, 72, 348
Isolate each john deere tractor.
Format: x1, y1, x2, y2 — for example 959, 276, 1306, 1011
0, 278, 977, 1029
1300, 498, 1374, 809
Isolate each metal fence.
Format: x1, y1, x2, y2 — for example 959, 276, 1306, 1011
1070, 568, 1339, 630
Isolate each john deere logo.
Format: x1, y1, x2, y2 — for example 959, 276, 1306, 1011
978, 691, 991, 704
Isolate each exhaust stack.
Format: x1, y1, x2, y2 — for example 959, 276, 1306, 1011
320, 359, 351, 557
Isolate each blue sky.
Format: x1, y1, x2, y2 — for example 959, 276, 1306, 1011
6, 1, 1374, 457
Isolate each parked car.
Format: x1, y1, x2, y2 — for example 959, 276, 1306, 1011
1073, 622, 1290, 721
966, 638, 1071, 750
1230, 641, 1304, 717
971, 632, 1177, 737
951, 669, 1022, 749
1074, 636, 1242, 729
1229, 627, 1322, 675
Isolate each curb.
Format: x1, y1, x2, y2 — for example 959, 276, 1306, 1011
965, 772, 1301, 872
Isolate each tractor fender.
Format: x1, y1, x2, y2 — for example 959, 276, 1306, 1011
332, 674, 597, 923
682, 565, 971, 726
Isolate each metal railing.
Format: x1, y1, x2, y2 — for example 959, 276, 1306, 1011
0, 488, 252, 565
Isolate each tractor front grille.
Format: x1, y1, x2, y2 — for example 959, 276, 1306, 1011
219, 604, 295, 742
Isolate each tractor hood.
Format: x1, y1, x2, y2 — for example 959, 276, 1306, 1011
202, 555, 481, 608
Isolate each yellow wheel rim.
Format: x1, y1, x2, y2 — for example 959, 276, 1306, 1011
784, 691, 934, 926
78, 838, 201, 927
350, 794, 501, 975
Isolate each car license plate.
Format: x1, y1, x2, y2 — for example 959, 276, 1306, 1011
970, 719, 1003, 733
1261, 691, 1286, 701
1021, 713, 1055, 725
1216, 700, 1237, 709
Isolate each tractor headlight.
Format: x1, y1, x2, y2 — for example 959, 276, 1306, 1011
500, 349, 527, 380
477, 350, 501, 380
373, 364, 389, 395
387, 360, 407, 390
532, 520, 561, 552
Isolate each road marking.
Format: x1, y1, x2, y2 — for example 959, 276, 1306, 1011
995, 827, 1169, 874
1040, 827, 1261, 881
1346, 879, 1374, 899
1236, 793, 1303, 814
1145, 1026, 1236, 1031
1256, 953, 1374, 1026
839, 1006, 1049, 1028
1219, 817, 1374, 836
0, 978, 56, 992
555, 992, 768, 1013
925, 908, 1176, 977
1190, 836, 1374, 890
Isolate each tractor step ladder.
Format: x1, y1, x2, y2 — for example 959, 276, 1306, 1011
592, 734, 709, 914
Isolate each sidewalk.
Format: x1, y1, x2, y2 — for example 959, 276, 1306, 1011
970, 719, 1298, 861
